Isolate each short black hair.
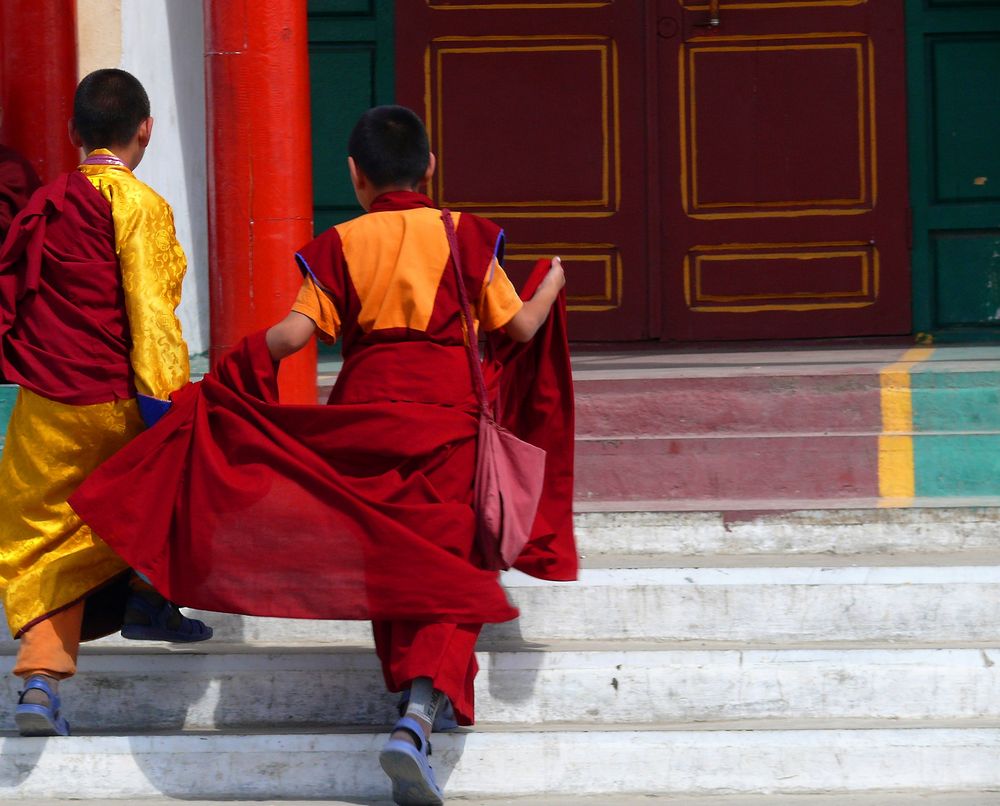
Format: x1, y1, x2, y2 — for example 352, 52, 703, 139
348, 105, 430, 189
73, 69, 150, 149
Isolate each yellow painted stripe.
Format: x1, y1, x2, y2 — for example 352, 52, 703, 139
878, 347, 934, 505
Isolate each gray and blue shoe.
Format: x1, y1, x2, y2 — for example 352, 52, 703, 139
15, 675, 70, 737
379, 715, 445, 806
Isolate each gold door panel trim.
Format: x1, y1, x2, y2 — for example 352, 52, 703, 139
505, 245, 622, 311
688, 31, 868, 42
679, 36, 876, 219
684, 1, 866, 10
426, 37, 620, 217
683, 242, 879, 312
427, 2, 612, 8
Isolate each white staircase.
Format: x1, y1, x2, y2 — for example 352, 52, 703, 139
1, 505, 999, 802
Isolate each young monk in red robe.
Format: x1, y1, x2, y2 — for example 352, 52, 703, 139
0, 103, 42, 245
264, 105, 566, 805
0, 69, 211, 738
70, 104, 574, 805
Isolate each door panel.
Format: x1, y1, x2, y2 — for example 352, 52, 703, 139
661, 1, 911, 340
395, 2, 652, 341
908, 3, 1000, 336
308, 0, 395, 233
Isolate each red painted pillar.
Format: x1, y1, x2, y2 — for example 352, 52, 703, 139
0, 1, 79, 181
204, 0, 316, 403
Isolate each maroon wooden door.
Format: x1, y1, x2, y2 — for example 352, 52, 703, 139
395, 1, 654, 341
396, 1, 910, 343
659, 1, 910, 340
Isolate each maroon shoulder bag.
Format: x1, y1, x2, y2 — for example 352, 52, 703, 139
441, 209, 546, 571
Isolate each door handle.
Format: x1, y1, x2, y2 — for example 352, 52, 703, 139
693, 0, 721, 28
708, 0, 721, 27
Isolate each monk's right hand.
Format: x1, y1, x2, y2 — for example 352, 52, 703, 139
544, 256, 566, 293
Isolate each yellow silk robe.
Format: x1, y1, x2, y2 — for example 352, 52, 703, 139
0, 150, 188, 638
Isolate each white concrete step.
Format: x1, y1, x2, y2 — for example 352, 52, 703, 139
491, 564, 1000, 643
4, 565, 986, 647
4, 565, 997, 648
574, 504, 1000, 560
0, 646, 996, 732
0, 728, 997, 800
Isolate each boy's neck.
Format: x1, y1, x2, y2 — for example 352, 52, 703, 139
363, 184, 422, 211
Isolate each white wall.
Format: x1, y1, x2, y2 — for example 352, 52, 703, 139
118, 0, 210, 355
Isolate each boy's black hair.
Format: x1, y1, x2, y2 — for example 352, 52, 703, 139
348, 105, 430, 189
73, 69, 150, 149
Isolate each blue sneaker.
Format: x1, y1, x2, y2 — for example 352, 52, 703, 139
379, 715, 445, 805
15, 675, 70, 736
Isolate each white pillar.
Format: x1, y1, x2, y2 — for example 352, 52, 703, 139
76, 0, 210, 355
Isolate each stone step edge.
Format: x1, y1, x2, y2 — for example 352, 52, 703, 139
3, 639, 998, 657
572, 496, 1000, 512
577, 430, 1000, 442
570, 364, 1000, 382
5, 796, 995, 806
4, 721, 1000, 738
577, 551, 1000, 568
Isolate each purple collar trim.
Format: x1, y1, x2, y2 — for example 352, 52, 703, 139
81, 153, 128, 168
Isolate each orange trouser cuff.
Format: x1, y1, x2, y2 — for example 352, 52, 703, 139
12, 601, 85, 680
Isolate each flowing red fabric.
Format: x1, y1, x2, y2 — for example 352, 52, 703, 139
0, 171, 132, 402
489, 260, 578, 581
0, 145, 41, 244
70, 329, 520, 624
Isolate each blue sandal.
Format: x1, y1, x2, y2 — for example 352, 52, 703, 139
379, 715, 445, 806
15, 675, 70, 737
120, 593, 213, 643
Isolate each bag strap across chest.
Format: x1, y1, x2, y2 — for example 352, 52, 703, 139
441, 208, 491, 416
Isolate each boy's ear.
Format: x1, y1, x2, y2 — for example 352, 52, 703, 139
348, 156, 365, 189
68, 118, 84, 149
137, 116, 154, 148
423, 152, 436, 185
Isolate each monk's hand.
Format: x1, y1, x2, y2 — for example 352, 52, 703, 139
544, 256, 566, 292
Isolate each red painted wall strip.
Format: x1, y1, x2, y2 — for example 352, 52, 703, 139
204, 0, 316, 404
0, 0, 80, 181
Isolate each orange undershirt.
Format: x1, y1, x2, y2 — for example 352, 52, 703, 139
291, 207, 523, 343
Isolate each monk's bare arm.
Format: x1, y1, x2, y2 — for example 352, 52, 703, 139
266, 311, 317, 361
504, 257, 565, 343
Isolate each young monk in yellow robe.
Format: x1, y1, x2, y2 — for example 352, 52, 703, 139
0, 69, 210, 737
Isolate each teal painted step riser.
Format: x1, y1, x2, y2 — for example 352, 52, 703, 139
914, 434, 1000, 497
911, 380, 1000, 431
0, 385, 15, 450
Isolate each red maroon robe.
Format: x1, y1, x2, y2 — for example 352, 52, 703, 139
71, 327, 523, 624
491, 264, 577, 581
0, 170, 133, 402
